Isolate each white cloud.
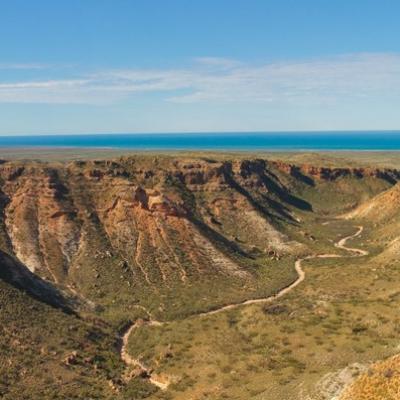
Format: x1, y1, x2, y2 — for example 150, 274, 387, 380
0, 79, 89, 89
0, 63, 50, 70
0, 53, 400, 105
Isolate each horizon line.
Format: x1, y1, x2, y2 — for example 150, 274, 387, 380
1, 129, 400, 138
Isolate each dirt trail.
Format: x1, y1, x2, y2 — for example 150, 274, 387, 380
335, 226, 368, 256
119, 320, 169, 390
119, 225, 368, 390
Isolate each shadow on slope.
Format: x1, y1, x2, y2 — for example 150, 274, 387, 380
0, 250, 72, 313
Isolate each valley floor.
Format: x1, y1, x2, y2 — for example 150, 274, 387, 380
123, 221, 395, 400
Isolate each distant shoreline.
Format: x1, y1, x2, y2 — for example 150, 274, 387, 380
1, 130, 400, 137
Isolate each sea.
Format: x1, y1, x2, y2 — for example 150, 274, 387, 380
1, 131, 400, 151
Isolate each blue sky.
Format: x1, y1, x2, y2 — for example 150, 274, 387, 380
1, 0, 400, 134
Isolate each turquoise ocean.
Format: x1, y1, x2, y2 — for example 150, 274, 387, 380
1, 131, 400, 151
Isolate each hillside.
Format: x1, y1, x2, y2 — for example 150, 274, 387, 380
344, 183, 400, 262
345, 183, 400, 221
0, 251, 122, 399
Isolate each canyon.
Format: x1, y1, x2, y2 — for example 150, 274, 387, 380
1, 154, 400, 399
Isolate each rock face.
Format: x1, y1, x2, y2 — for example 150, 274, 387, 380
2, 167, 81, 281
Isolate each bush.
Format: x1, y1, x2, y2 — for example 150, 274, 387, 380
122, 378, 158, 399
